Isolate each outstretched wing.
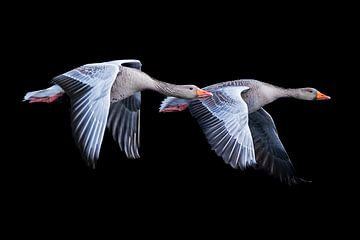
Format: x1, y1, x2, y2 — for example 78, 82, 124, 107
249, 108, 308, 184
52, 63, 120, 167
189, 86, 256, 169
107, 92, 141, 158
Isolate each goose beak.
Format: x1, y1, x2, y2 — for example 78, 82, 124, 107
316, 91, 331, 100
196, 89, 213, 98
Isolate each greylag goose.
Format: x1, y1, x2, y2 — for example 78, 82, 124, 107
24, 60, 212, 167
159, 79, 330, 184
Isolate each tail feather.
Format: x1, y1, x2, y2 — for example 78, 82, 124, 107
24, 85, 64, 102
159, 97, 190, 112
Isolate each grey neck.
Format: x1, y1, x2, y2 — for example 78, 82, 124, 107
246, 84, 304, 113
258, 87, 301, 107
127, 68, 182, 97
259, 85, 291, 103
265, 86, 301, 99
150, 80, 180, 97
282, 88, 301, 99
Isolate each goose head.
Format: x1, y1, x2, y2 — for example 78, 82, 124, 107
295, 88, 331, 100
172, 85, 213, 99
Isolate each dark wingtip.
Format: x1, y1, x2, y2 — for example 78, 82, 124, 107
83, 153, 98, 169
127, 154, 141, 159
284, 177, 312, 186
86, 162, 97, 170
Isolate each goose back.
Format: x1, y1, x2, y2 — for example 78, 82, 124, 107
202, 79, 284, 113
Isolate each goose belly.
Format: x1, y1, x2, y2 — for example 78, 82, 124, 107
242, 91, 263, 113
110, 77, 135, 103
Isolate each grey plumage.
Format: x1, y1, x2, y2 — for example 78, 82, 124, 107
189, 86, 256, 170
25, 60, 211, 167
248, 108, 308, 184
52, 63, 119, 167
201, 79, 285, 113
160, 79, 328, 184
107, 92, 141, 159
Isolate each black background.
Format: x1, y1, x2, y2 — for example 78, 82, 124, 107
6, 2, 347, 229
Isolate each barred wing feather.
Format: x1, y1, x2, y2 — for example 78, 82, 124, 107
189, 86, 256, 169
52, 63, 119, 166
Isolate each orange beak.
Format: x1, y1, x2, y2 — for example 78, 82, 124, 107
316, 91, 331, 100
196, 89, 213, 98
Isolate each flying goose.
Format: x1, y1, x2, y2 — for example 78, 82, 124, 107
159, 79, 330, 184
24, 60, 212, 167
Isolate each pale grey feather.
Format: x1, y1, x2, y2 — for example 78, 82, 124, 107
160, 79, 320, 184
52, 63, 120, 166
189, 86, 256, 169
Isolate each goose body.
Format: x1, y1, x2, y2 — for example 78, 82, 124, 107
160, 79, 330, 184
24, 60, 212, 167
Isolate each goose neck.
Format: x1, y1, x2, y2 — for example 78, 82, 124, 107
283, 88, 300, 98
151, 80, 178, 96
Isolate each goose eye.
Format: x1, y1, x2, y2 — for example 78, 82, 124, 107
189, 87, 193, 90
